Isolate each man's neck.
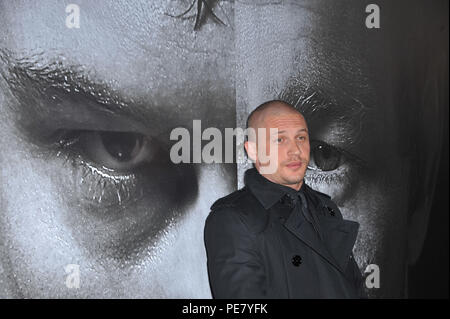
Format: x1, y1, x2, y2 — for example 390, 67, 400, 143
259, 172, 304, 192
286, 181, 303, 191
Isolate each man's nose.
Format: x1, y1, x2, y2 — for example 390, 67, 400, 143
287, 139, 301, 156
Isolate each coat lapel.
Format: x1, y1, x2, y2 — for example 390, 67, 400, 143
279, 203, 359, 275
317, 214, 359, 272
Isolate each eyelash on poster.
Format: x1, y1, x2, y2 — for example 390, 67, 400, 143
306, 165, 351, 186
306, 143, 365, 186
45, 131, 144, 206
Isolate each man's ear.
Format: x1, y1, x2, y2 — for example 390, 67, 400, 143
244, 141, 257, 163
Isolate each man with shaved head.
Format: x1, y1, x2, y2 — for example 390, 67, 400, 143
204, 100, 366, 298
245, 100, 310, 186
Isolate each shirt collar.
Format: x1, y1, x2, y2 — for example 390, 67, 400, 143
244, 168, 307, 210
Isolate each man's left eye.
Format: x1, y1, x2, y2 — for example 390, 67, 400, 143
54, 130, 155, 172
79, 131, 153, 171
308, 140, 342, 171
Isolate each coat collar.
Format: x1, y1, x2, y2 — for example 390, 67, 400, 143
244, 168, 307, 209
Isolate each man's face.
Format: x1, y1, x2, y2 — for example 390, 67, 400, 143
0, 0, 234, 297
253, 110, 310, 190
235, 0, 431, 297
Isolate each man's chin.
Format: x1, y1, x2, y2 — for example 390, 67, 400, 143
282, 176, 304, 186
280, 169, 304, 184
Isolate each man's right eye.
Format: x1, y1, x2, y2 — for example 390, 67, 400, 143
305, 139, 366, 194
308, 140, 342, 171
311, 141, 342, 171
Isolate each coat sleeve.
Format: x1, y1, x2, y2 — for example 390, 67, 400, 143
204, 207, 267, 299
349, 253, 368, 299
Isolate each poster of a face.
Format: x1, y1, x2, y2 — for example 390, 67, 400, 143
0, 0, 448, 298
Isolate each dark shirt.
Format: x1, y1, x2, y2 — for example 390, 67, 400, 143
272, 179, 325, 241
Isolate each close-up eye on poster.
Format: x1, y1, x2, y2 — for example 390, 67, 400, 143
0, 0, 447, 306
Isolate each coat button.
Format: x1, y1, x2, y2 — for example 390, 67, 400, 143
291, 255, 302, 266
326, 206, 335, 216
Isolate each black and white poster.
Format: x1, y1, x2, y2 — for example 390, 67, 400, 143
0, 0, 447, 299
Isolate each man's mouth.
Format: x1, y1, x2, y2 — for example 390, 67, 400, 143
285, 161, 303, 169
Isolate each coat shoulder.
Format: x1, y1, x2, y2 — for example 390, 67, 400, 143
209, 187, 269, 234
210, 187, 248, 211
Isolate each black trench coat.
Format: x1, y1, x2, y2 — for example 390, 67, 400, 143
204, 169, 366, 299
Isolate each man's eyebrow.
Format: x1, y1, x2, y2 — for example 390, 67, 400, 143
0, 49, 155, 130
277, 75, 374, 147
273, 128, 307, 135
279, 77, 371, 121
